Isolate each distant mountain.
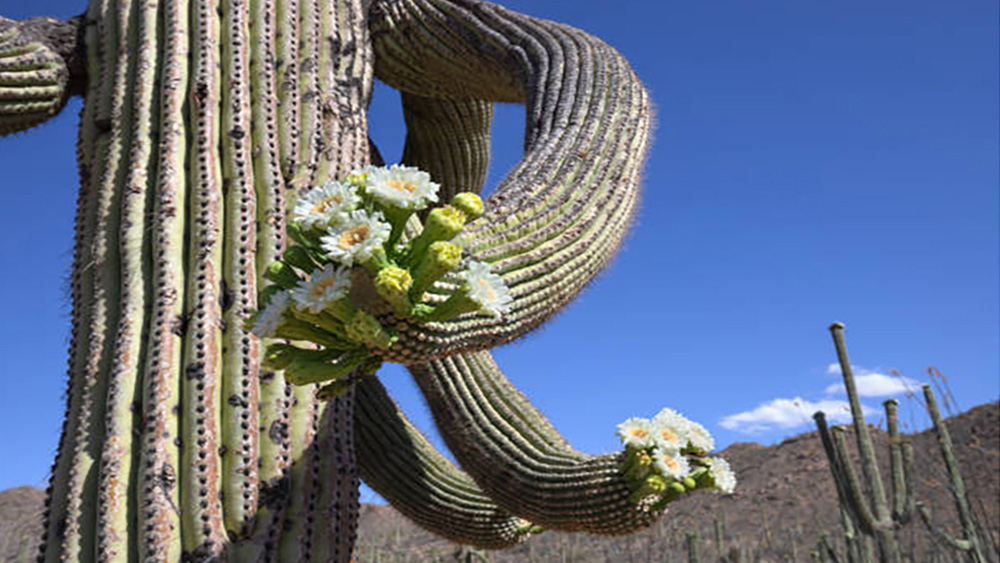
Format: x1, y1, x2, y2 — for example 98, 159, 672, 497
4, 402, 997, 562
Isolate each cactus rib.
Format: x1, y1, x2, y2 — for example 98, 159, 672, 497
370, 0, 652, 363
400, 93, 494, 201
355, 376, 530, 550
410, 350, 661, 535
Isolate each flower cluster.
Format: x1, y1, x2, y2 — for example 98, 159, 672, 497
617, 408, 736, 507
249, 165, 512, 398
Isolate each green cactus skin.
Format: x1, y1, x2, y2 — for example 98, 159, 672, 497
918, 385, 987, 562
826, 323, 902, 563
0, 15, 81, 135
354, 376, 530, 550
410, 351, 662, 535
2, 0, 659, 560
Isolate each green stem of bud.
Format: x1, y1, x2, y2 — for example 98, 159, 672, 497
265, 261, 302, 289
409, 241, 462, 301
284, 351, 370, 386
283, 245, 319, 272
381, 206, 414, 253
362, 246, 391, 276
288, 308, 352, 342
403, 206, 465, 268
413, 289, 480, 323
274, 318, 350, 349
262, 343, 344, 371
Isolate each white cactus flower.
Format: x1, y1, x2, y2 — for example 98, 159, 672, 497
617, 417, 655, 449
293, 181, 360, 230
652, 448, 691, 480
460, 260, 513, 317
365, 164, 440, 210
320, 210, 391, 266
290, 263, 352, 313
708, 457, 737, 494
251, 291, 291, 338
684, 420, 715, 453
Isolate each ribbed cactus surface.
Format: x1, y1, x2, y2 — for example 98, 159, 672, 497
0, 0, 726, 561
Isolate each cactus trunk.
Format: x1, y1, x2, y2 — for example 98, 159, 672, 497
5, 0, 668, 559
40, 0, 373, 558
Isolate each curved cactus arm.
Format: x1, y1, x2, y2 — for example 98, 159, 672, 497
0, 14, 85, 135
400, 92, 494, 201
354, 375, 533, 549
409, 350, 662, 535
370, 0, 652, 363
916, 502, 974, 552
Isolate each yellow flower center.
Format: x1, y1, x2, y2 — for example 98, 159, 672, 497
310, 195, 344, 215
478, 279, 496, 301
339, 225, 370, 249
309, 277, 339, 300
386, 179, 417, 193
661, 455, 679, 472
659, 428, 678, 444
628, 428, 649, 440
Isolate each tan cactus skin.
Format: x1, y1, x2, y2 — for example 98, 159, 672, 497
1, 0, 654, 560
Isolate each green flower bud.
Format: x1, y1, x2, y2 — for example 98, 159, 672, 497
624, 448, 654, 482
628, 474, 667, 505
404, 206, 466, 267
410, 241, 462, 301
669, 481, 687, 495
451, 192, 484, 221
265, 261, 302, 289
682, 477, 698, 490
424, 205, 465, 240
374, 266, 413, 314
345, 310, 395, 349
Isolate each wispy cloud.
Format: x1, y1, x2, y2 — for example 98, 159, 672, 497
824, 364, 919, 397
719, 397, 873, 435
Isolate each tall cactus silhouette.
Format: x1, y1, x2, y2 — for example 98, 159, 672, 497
1, 0, 735, 560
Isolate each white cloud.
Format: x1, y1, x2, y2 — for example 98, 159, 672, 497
824, 367, 919, 398
720, 397, 875, 435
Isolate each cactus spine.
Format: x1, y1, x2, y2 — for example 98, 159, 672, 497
2, 0, 667, 560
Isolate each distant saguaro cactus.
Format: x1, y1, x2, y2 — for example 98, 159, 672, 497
1, 0, 736, 560
814, 323, 990, 563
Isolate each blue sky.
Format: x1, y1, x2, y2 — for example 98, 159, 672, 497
0, 0, 997, 496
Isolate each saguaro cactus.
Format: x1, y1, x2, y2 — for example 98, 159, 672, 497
814, 323, 908, 563
2, 0, 734, 561
814, 323, 990, 563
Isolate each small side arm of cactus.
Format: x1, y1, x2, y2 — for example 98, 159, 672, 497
0, 15, 85, 135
